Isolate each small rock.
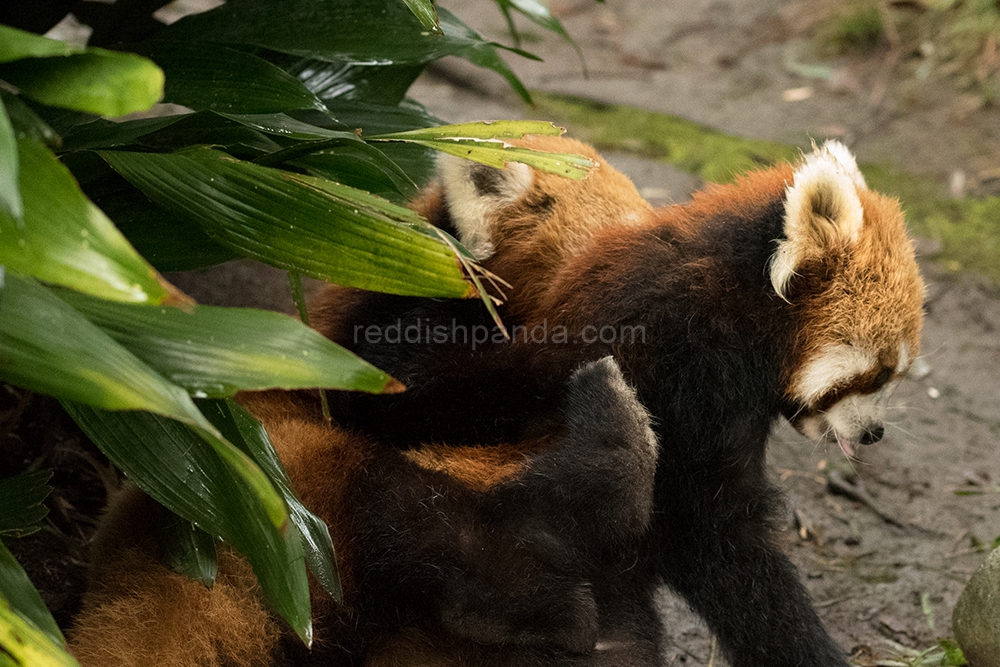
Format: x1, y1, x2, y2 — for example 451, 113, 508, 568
953, 546, 1000, 667
949, 169, 967, 198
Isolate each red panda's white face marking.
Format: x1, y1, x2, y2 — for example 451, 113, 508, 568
777, 141, 925, 457
791, 341, 914, 457
793, 343, 878, 407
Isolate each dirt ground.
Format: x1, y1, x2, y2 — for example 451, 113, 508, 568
4, 1, 1000, 665
410, 0, 1000, 663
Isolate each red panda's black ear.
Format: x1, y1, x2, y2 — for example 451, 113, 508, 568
769, 141, 866, 300
437, 155, 533, 259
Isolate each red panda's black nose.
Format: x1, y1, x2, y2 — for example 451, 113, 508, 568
860, 425, 884, 445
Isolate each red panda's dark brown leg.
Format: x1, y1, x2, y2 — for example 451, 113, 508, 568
654, 466, 848, 667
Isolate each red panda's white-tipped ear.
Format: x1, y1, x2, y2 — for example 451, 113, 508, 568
769, 141, 865, 299
437, 155, 533, 259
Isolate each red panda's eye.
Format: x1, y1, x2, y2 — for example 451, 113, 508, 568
874, 367, 893, 386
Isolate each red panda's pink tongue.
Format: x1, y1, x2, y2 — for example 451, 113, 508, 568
836, 433, 856, 459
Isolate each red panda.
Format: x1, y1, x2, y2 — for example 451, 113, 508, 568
326, 136, 926, 667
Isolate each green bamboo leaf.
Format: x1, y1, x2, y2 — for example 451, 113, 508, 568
0, 471, 51, 538
0, 275, 287, 534
500, 0, 570, 38
0, 26, 79, 64
0, 49, 163, 118
56, 288, 401, 397
161, 516, 218, 588
60, 110, 318, 154
61, 403, 311, 645
0, 591, 78, 667
0, 91, 60, 147
321, 98, 440, 135
436, 7, 532, 103
140, 42, 325, 114
162, 1, 530, 102
217, 113, 358, 141
0, 137, 184, 305
59, 114, 185, 152
199, 399, 342, 601
277, 56, 423, 105
0, 276, 288, 534
0, 539, 64, 648
372, 120, 564, 141
291, 142, 420, 201
495, 0, 585, 77
96, 188, 238, 273
100, 147, 476, 298
164, 0, 496, 64
0, 272, 200, 416
0, 98, 21, 221
372, 121, 595, 178
401, 0, 442, 33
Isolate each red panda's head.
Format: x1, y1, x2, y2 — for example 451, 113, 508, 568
414, 135, 652, 317
772, 141, 925, 457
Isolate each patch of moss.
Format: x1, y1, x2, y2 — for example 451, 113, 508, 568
532, 92, 800, 184
532, 91, 1000, 284
862, 164, 1000, 283
817, 3, 885, 56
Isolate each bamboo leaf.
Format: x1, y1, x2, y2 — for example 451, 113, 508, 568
0, 272, 200, 417
277, 56, 423, 105
140, 42, 325, 114
0, 275, 286, 535
59, 114, 186, 152
0, 98, 21, 221
372, 121, 595, 178
290, 142, 420, 201
0, 91, 60, 147
199, 399, 342, 601
96, 188, 239, 273
61, 403, 311, 645
0, 48, 163, 118
0, 137, 184, 305
217, 113, 358, 141
0, 26, 79, 64
0, 591, 78, 667
0, 539, 65, 648
400, 0, 441, 33
0, 471, 51, 538
161, 1, 531, 101
321, 98, 440, 135
500, 0, 570, 38
100, 147, 475, 297
372, 120, 563, 141
56, 289, 400, 397
161, 516, 218, 588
